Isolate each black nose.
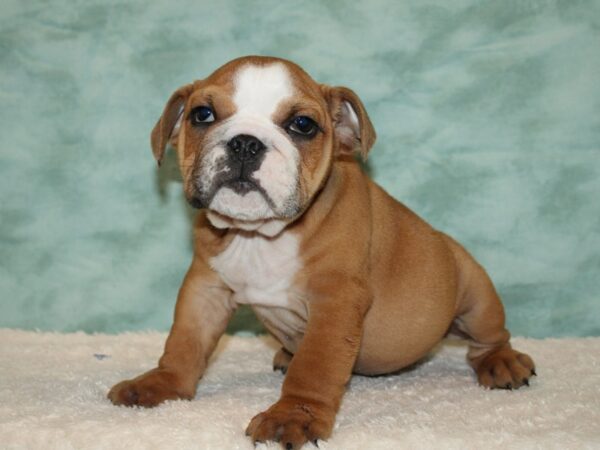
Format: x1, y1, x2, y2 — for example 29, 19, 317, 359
226, 134, 266, 162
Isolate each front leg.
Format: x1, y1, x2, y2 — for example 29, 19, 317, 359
246, 274, 369, 449
108, 257, 234, 407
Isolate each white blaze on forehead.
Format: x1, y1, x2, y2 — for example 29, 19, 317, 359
233, 63, 294, 117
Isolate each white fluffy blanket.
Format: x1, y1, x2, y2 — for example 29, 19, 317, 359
1, 330, 599, 449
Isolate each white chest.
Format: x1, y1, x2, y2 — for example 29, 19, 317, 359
210, 231, 302, 307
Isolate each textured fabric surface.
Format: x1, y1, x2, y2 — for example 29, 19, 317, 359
1, 1, 599, 336
0, 330, 599, 449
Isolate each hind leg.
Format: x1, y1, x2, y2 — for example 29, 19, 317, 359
272, 347, 293, 374
445, 236, 536, 389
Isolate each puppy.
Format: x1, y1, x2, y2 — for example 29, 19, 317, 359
108, 56, 535, 449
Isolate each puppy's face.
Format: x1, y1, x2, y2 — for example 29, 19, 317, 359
151, 56, 376, 227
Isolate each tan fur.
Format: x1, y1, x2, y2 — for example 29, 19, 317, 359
109, 56, 535, 449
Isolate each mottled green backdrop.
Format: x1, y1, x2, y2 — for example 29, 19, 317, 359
1, 0, 599, 337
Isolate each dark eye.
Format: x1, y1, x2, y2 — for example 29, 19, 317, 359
190, 106, 215, 125
288, 116, 318, 137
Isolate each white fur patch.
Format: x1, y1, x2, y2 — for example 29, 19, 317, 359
209, 189, 271, 221
254, 147, 297, 211
210, 231, 301, 308
233, 63, 294, 117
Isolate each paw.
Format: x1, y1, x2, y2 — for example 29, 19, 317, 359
475, 347, 536, 390
107, 368, 193, 407
246, 397, 334, 449
273, 348, 293, 374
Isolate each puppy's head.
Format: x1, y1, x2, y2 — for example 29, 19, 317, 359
151, 56, 375, 232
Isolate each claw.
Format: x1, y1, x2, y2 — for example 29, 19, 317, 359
531, 369, 537, 376
313, 439, 319, 448
273, 366, 287, 374
504, 383, 513, 390
523, 378, 530, 386
285, 443, 293, 450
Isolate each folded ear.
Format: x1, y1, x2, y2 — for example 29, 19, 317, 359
321, 85, 376, 160
150, 84, 193, 166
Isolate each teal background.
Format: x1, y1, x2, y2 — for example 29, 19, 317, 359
1, 0, 599, 337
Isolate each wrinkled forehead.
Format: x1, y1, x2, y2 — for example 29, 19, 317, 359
189, 61, 326, 120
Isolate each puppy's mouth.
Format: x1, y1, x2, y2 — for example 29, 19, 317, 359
222, 178, 261, 196
216, 173, 274, 204
187, 174, 278, 215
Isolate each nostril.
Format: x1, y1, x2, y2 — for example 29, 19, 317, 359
248, 141, 258, 155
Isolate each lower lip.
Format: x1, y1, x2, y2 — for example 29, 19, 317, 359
229, 180, 254, 188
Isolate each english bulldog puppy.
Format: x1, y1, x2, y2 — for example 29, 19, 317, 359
108, 56, 535, 449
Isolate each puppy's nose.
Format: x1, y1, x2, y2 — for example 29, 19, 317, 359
226, 134, 266, 162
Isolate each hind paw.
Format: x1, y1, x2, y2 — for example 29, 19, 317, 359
475, 347, 536, 389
